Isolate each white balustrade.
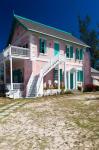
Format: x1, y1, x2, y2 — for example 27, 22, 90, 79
2, 45, 30, 59
11, 46, 30, 57
6, 83, 24, 90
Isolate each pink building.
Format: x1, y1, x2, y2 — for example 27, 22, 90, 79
0, 14, 91, 98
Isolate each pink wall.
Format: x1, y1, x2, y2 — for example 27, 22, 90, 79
83, 51, 91, 85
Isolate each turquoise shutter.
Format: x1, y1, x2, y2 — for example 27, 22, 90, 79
54, 43, 59, 56
39, 38, 42, 53
80, 71, 83, 82
77, 71, 79, 81
66, 47, 69, 58
70, 46, 73, 58
80, 49, 83, 60
53, 69, 58, 80
76, 48, 78, 59
60, 69, 62, 81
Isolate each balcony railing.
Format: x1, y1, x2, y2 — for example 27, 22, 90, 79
6, 83, 24, 91
3, 45, 30, 58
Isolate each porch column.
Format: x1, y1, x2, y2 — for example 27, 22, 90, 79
4, 61, 6, 84
73, 71, 76, 90
76, 70, 78, 89
64, 62, 67, 91
58, 64, 60, 91
68, 71, 70, 90
10, 57, 13, 90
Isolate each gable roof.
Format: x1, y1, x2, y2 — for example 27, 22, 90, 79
9, 14, 89, 47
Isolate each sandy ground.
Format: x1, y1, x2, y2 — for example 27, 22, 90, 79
0, 93, 99, 150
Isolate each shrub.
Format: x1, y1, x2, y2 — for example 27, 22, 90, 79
84, 84, 99, 92
77, 86, 82, 91
64, 90, 73, 95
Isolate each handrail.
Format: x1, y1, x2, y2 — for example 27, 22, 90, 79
26, 72, 34, 96
37, 55, 65, 95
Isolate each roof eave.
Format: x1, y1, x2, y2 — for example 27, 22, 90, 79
28, 28, 89, 48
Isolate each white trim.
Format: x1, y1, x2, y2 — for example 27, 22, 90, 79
58, 64, 60, 90
4, 61, 6, 84
64, 62, 67, 90
10, 57, 13, 90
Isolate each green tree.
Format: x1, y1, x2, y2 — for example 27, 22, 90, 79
78, 15, 99, 67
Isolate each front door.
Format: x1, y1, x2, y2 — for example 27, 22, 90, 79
70, 72, 73, 89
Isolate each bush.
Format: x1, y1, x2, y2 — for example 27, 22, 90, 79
84, 84, 99, 92
64, 90, 73, 95
77, 86, 82, 91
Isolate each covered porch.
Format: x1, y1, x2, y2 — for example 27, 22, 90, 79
3, 58, 24, 92
43, 63, 81, 95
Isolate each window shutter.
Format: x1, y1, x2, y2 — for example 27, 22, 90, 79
66, 47, 69, 58
80, 49, 83, 60
76, 48, 78, 59
60, 69, 62, 81
70, 46, 73, 58
77, 71, 79, 81
54, 43, 59, 56
53, 69, 58, 81
39, 38, 42, 53
80, 71, 83, 82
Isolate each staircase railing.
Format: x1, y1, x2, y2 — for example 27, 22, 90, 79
26, 55, 65, 97
37, 55, 65, 95
26, 72, 34, 97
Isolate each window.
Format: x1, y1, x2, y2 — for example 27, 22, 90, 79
39, 38, 46, 53
23, 43, 28, 48
53, 69, 62, 81
76, 48, 83, 60
66, 45, 73, 58
77, 70, 83, 82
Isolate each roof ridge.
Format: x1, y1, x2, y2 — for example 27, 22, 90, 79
14, 14, 72, 36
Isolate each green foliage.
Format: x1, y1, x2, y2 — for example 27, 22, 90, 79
78, 15, 99, 67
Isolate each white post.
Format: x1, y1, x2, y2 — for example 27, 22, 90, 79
76, 70, 78, 90
58, 64, 60, 91
4, 61, 6, 84
68, 71, 70, 90
64, 62, 67, 91
73, 72, 76, 90
10, 57, 13, 90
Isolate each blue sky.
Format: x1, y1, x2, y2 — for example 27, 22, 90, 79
0, 0, 99, 50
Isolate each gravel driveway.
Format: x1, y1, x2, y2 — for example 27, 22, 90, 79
0, 93, 99, 150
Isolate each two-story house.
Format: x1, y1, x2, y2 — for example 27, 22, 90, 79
0, 14, 91, 98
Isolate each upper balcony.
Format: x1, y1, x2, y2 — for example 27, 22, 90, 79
4, 45, 30, 59
0, 45, 30, 63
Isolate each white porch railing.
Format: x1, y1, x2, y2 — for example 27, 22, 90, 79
3, 45, 30, 58
6, 83, 24, 91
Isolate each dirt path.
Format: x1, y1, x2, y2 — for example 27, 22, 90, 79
0, 94, 99, 150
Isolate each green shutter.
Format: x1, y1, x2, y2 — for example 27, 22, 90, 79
80, 71, 83, 82
54, 43, 59, 56
70, 46, 73, 58
53, 69, 58, 80
77, 71, 79, 81
80, 49, 83, 60
76, 48, 78, 59
77, 70, 83, 82
39, 38, 42, 53
66, 47, 69, 58
60, 69, 62, 81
